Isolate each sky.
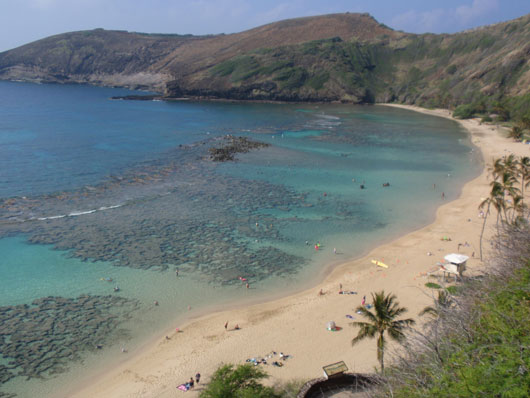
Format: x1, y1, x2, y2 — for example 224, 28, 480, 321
0, 0, 529, 52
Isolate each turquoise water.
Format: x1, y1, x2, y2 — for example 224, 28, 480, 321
0, 81, 481, 397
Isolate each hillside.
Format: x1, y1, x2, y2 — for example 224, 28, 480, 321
0, 12, 529, 117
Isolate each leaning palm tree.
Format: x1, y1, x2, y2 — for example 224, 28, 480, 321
489, 157, 505, 181
479, 181, 504, 259
507, 195, 526, 225
498, 171, 519, 223
350, 291, 415, 372
519, 156, 530, 207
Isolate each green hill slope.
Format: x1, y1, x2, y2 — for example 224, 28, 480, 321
0, 12, 529, 117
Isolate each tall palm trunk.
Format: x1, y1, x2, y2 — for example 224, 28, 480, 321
521, 177, 525, 207
378, 332, 385, 372
479, 202, 490, 261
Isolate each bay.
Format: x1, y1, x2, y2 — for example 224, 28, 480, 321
0, 81, 481, 397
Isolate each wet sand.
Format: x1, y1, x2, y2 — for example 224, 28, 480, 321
65, 104, 529, 398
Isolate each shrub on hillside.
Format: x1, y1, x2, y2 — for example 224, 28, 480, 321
453, 104, 475, 119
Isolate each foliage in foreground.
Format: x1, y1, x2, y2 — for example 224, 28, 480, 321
199, 364, 279, 398
373, 222, 530, 398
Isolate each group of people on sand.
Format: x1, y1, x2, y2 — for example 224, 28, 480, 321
179, 373, 201, 391
246, 351, 290, 368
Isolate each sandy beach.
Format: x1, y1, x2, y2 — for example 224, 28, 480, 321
65, 104, 529, 398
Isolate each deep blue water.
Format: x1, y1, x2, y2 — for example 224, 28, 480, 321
0, 81, 481, 397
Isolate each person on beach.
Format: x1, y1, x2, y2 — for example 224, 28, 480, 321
361, 295, 366, 306
224, 321, 228, 330
175, 268, 179, 277
234, 324, 240, 330
189, 377, 194, 389
442, 192, 445, 199
319, 289, 324, 296
246, 283, 249, 289
334, 247, 337, 254
195, 373, 201, 384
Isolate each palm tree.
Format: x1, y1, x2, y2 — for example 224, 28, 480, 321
479, 181, 503, 260
489, 154, 517, 182
508, 125, 523, 141
489, 157, 505, 181
503, 154, 519, 177
507, 195, 525, 225
498, 171, 520, 223
419, 290, 452, 318
350, 291, 415, 372
519, 156, 530, 207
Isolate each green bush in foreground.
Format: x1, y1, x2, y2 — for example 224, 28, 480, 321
200, 364, 279, 398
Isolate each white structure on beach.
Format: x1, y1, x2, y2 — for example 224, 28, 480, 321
442, 253, 468, 277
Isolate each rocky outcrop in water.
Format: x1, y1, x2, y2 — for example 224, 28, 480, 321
208, 136, 270, 162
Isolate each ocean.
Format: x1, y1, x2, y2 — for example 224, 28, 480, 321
0, 81, 481, 397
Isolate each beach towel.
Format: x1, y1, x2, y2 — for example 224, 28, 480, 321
177, 384, 188, 391
345, 314, 354, 319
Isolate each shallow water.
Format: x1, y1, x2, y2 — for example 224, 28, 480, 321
0, 81, 481, 397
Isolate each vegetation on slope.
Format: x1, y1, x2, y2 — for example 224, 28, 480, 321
374, 228, 530, 398
0, 12, 528, 118
371, 157, 530, 398
193, 14, 530, 119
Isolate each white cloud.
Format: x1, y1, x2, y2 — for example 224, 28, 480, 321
391, 8, 447, 33
391, 0, 500, 33
455, 0, 499, 24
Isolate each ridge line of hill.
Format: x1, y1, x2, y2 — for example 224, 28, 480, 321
0, 12, 529, 119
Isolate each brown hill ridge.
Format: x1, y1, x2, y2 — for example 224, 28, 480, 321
0, 12, 529, 115
0, 13, 394, 90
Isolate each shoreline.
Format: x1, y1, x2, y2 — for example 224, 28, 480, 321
65, 104, 527, 398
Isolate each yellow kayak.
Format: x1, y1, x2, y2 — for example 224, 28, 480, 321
371, 259, 388, 268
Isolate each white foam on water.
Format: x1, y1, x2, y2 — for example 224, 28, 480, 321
34, 203, 124, 221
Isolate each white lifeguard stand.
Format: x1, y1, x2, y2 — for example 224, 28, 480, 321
441, 253, 468, 280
